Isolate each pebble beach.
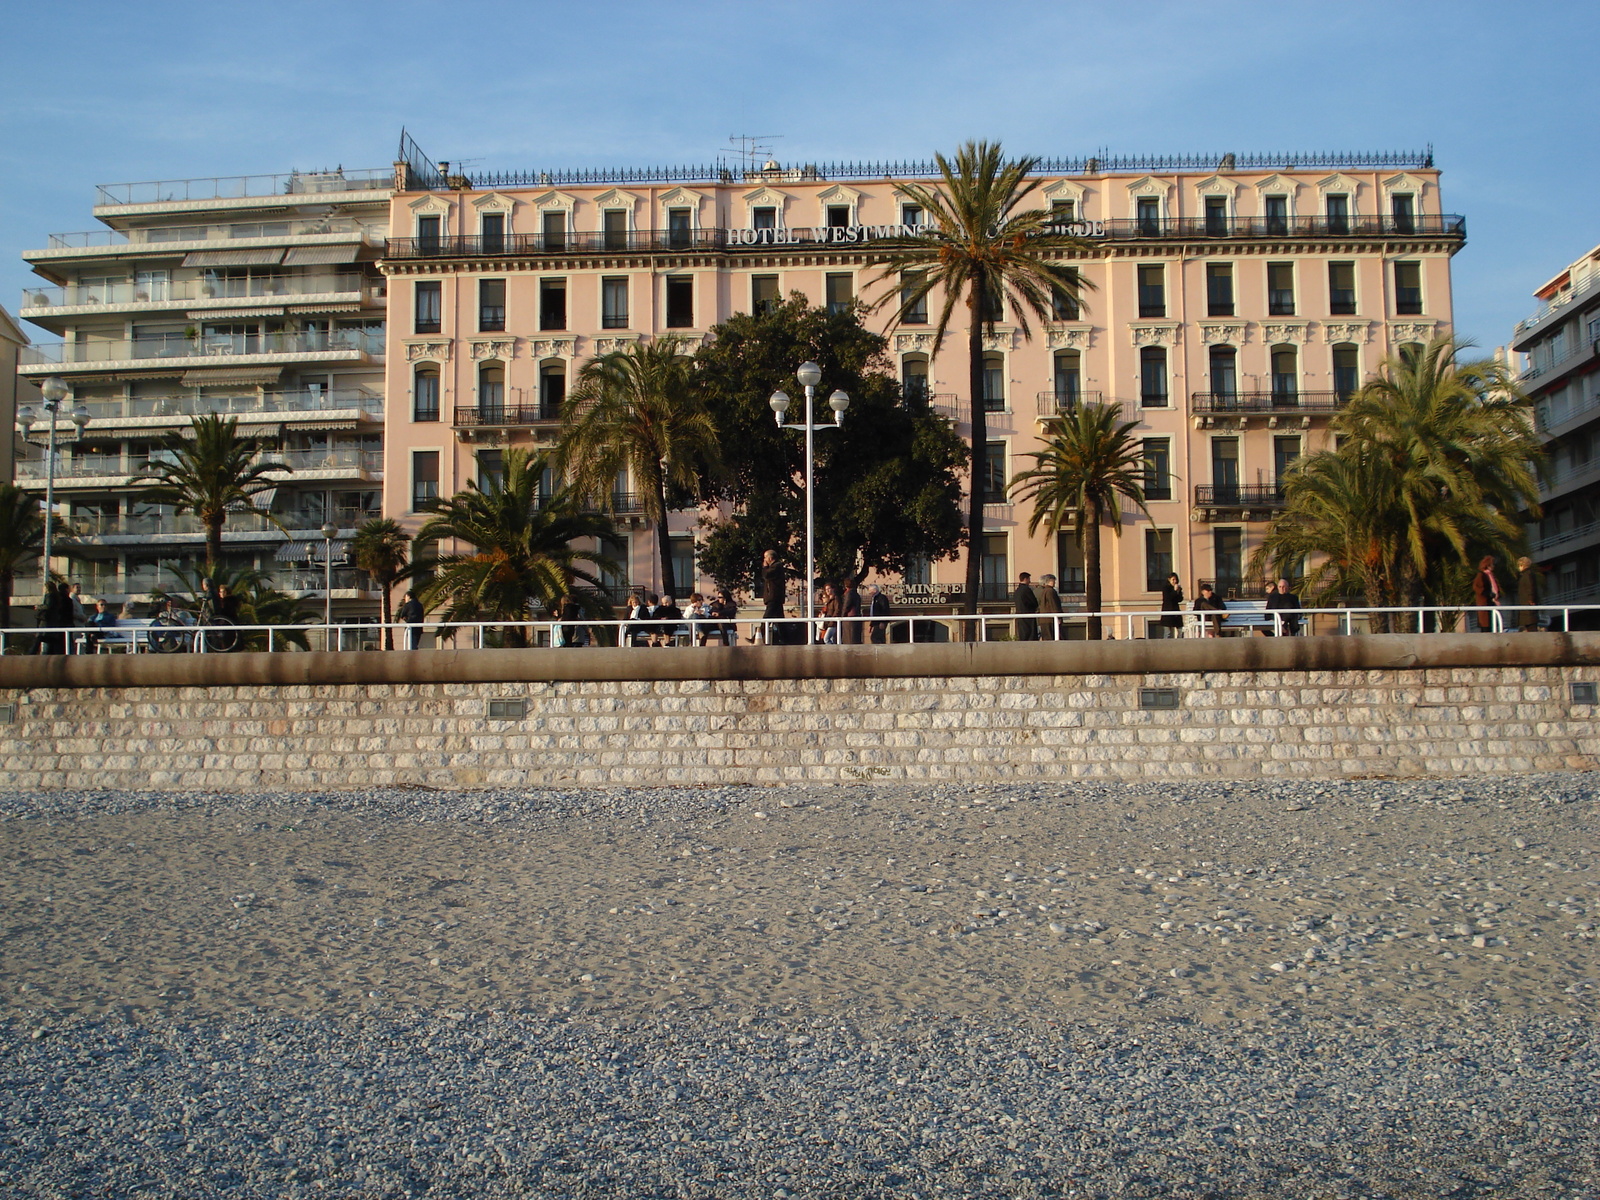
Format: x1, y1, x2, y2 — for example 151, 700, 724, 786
2, 775, 1597, 1197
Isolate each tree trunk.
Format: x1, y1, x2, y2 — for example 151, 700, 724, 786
380, 575, 395, 650
0, 571, 11, 630
206, 516, 222, 573
654, 476, 676, 599
962, 286, 986, 640
1084, 496, 1104, 641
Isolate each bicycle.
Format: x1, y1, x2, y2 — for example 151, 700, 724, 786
149, 610, 195, 653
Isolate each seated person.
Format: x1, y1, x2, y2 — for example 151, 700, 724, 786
1193, 584, 1228, 637
86, 598, 119, 650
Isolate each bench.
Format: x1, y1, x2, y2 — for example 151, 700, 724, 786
89, 618, 159, 653
1185, 601, 1300, 637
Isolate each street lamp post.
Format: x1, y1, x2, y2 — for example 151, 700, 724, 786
769, 361, 849, 631
320, 520, 338, 650
17, 377, 91, 593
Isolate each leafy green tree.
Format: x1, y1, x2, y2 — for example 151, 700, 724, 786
1009, 403, 1150, 639
132, 414, 289, 572
350, 518, 411, 649
556, 337, 721, 598
412, 448, 618, 647
690, 295, 968, 594
869, 141, 1093, 619
0, 483, 43, 629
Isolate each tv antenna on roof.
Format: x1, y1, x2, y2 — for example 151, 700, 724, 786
722, 134, 782, 177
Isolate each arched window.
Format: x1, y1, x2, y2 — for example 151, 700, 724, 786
982, 354, 1006, 412
1270, 345, 1298, 403
1052, 350, 1081, 410
901, 354, 929, 404
1208, 345, 1237, 404
477, 363, 505, 423
1332, 343, 1360, 399
539, 361, 566, 419
413, 365, 440, 423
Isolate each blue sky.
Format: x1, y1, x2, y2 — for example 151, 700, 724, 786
2, 0, 1597, 350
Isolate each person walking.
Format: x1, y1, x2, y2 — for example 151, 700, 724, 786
1264, 577, 1302, 636
67, 582, 88, 629
1036, 573, 1062, 640
864, 583, 893, 644
753, 549, 787, 644
35, 581, 72, 654
1471, 555, 1502, 633
1515, 556, 1542, 632
1158, 573, 1185, 639
840, 580, 863, 645
1012, 571, 1039, 641
398, 589, 425, 649
818, 581, 842, 644
1194, 583, 1228, 637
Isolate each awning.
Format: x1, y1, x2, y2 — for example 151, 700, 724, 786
282, 245, 362, 265
275, 537, 350, 562
181, 367, 283, 387
181, 248, 286, 268
287, 303, 362, 315
184, 306, 285, 319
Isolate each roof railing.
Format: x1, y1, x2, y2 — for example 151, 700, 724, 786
95, 168, 392, 207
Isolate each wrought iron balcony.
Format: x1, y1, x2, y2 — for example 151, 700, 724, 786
1035, 390, 1107, 416
1194, 485, 1287, 509
1191, 390, 1349, 414
453, 404, 562, 428
388, 230, 726, 259
1087, 214, 1465, 241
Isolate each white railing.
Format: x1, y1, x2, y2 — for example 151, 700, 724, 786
23, 274, 366, 309
95, 169, 391, 207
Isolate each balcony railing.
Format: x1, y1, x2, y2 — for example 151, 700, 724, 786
528, 492, 648, 516
15, 457, 131, 481
1194, 485, 1288, 509
1535, 518, 1600, 554
453, 404, 562, 427
95, 169, 392, 207
67, 510, 347, 539
40, 218, 379, 252
1515, 270, 1600, 337
1035, 389, 1106, 416
1191, 390, 1349, 414
388, 231, 726, 258
23, 274, 368, 309
75, 388, 383, 422
21, 330, 383, 367
266, 449, 383, 475
1083, 214, 1465, 241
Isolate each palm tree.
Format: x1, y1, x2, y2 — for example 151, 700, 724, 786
0, 483, 43, 630
132, 414, 289, 572
413, 447, 618, 647
556, 337, 721, 598
870, 141, 1093, 621
350, 518, 411, 649
1010, 403, 1150, 640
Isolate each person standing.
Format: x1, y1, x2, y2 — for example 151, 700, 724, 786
1515, 556, 1542, 632
398, 589, 424, 649
1194, 583, 1228, 637
1264, 577, 1302, 636
1035, 573, 1062, 640
818, 581, 842, 644
864, 583, 893, 644
754, 549, 787, 644
1158, 573, 1185, 639
840, 580, 863, 645
1012, 571, 1039, 641
35, 582, 72, 654
557, 593, 588, 647
1471, 555, 1502, 633
66, 582, 88, 629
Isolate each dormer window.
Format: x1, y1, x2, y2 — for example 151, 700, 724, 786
542, 210, 566, 252
901, 203, 924, 227
1325, 194, 1349, 234
417, 215, 441, 253
603, 210, 627, 251
1136, 197, 1160, 236
481, 212, 505, 254
1391, 193, 1415, 233
826, 205, 850, 229
1264, 196, 1288, 235
1204, 197, 1228, 236
752, 206, 777, 231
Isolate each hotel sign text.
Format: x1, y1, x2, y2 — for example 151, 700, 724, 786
729, 220, 1107, 247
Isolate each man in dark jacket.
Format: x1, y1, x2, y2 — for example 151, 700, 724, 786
398, 589, 425, 649
864, 583, 893, 644
1012, 572, 1039, 641
1264, 578, 1302, 636
840, 581, 863, 644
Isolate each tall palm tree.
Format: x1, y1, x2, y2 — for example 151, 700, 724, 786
413, 447, 618, 648
0, 483, 43, 629
1010, 403, 1150, 640
350, 518, 411, 649
132, 414, 289, 572
556, 337, 721, 598
870, 141, 1093, 620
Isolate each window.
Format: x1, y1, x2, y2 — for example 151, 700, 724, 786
598, 534, 629, 598
1142, 438, 1171, 501
417, 215, 441, 253
1053, 350, 1081, 406
1211, 438, 1239, 499
1264, 195, 1288, 235
412, 367, 439, 422
1056, 534, 1085, 595
539, 279, 566, 330
477, 364, 505, 422
1214, 528, 1243, 593
1136, 196, 1160, 236
603, 209, 628, 252
665, 276, 694, 328
1209, 345, 1238, 400
751, 274, 780, 315
414, 281, 441, 334
1273, 436, 1301, 492
1325, 193, 1349, 234
411, 451, 439, 511
478, 279, 505, 332
1394, 261, 1423, 314
751, 206, 777, 231
1332, 343, 1360, 398
1267, 263, 1295, 316
1145, 529, 1174, 592
1271, 345, 1299, 401
1137, 264, 1166, 318
983, 441, 1007, 503
1052, 268, 1080, 319
900, 271, 928, 324
539, 364, 565, 419
1206, 263, 1234, 317
542, 210, 566, 252
901, 203, 923, 227
982, 355, 1006, 412
1328, 262, 1357, 315
601, 277, 629, 329
825, 272, 853, 316
1140, 346, 1168, 408
980, 534, 1009, 601
902, 356, 929, 403
477, 449, 504, 491
667, 207, 691, 249
481, 212, 505, 254
1391, 193, 1415, 234
826, 205, 850, 229
1204, 196, 1229, 237
669, 536, 696, 596
1050, 198, 1076, 225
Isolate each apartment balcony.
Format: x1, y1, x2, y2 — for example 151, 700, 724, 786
19, 330, 382, 377
261, 449, 383, 482
1192, 484, 1287, 521
1034, 390, 1107, 420
65, 510, 319, 544
387, 230, 727, 260
1087, 214, 1466, 244
1191, 390, 1347, 429
453, 403, 563, 442
92, 169, 392, 216
1534, 517, 1600, 559
68, 389, 383, 436
20, 274, 377, 328
1513, 270, 1600, 344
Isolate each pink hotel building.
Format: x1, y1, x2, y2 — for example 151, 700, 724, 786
380, 144, 1462, 625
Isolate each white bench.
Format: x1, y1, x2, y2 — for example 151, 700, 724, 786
1186, 600, 1296, 637
89, 618, 158, 653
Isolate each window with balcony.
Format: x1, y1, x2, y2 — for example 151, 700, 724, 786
478, 279, 506, 332
1264, 195, 1288, 235
603, 209, 628, 251
1050, 199, 1076, 226
980, 534, 1009, 600
902, 355, 929, 403
670, 535, 697, 596
602, 277, 629, 329
481, 212, 505, 254
1140, 346, 1168, 408
665, 276, 694, 328
752, 274, 780, 315
1053, 350, 1081, 407
752, 206, 777, 231
542, 209, 567, 251
1268, 263, 1295, 315
477, 449, 504, 491
1214, 528, 1243, 592
901, 270, 928, 324
1274, 435, 1301, 492
1271, 345, 1299, 401
1394, 261, 1423, 315
983, 442, 1007, 503
1136, 196, 1160, 236
982, 355, 1006, 412
414, 281, 441, 334
1325, 193, 1350, 234
901, 203, 924, 227
1145, 528, 1174, 592
540, 364, 566, 419
1206, 263, 1234, 316
411, 451, 439, 512
1052, 268, 1080, 320
1056, 533, 1085, 596
413, 367, 439, 422
539, 279, 567, 330
1204, 196, 1229, 237
1137, 264, 1166, 318
1209, 345, 1238, 400
667, 207, 691, 249
1328, 262, 1357, 315
417, 215, 441, 253
477, 364, 505, 423
1143, 438, 1171, 501
1391, 193, 1416, 234
825, 272, 853, 316
826, 205, 850, 229
1211, 438, 1240, 501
